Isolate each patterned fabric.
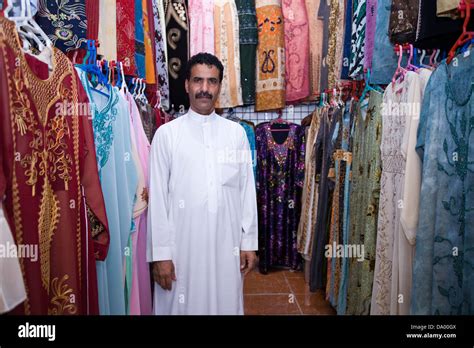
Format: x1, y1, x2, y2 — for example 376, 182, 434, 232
337, 100, 357, 314
305, 0, 323, 97
255, 0, 286, 111
98, 0, 117, 61
340, 0, 353, 79
165, 0, 189, 112
326, 102, 354, 309
309, 107, 340, 291
35, 0, 87, 52
345, 91, 382, 315
136, 98, 157, 143
256, 122, 305, 272
388, 0, 419, 44
152, 0, 170, 110
0, 17, 109, 315
143, 0, 156, 84
135, 0, 146, 78
297, 110, 321, 260
282, 0, 310, 101
327, 0, 345, 88
364, 0, 377, 70
412, 54, 474, 315
188, 0, 214, 55
370, 72, 419, 315
117, 0, 138, 76
348, 0, 366, 79
214, 0, 243, 108
236, 0, 258, 105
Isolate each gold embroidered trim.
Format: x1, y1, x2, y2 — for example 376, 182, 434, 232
38, 177, 60, 293
48, 275, 78, 315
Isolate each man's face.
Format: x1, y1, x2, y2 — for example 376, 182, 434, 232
185, 64, 221, 115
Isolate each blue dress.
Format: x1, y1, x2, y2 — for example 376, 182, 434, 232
78, 70, 138, 315
412, 53, 474, 315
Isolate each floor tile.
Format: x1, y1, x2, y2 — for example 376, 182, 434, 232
243, 269, 290, 294
244, 294, 302, 315
296, 291, 337, 315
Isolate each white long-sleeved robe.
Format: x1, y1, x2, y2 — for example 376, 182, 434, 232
147, 109, 258, 315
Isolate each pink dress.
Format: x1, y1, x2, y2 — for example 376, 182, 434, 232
189, 0, 215, 56
282, 0, 310, 102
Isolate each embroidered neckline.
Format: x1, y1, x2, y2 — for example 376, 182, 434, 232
265, 123, 295, 167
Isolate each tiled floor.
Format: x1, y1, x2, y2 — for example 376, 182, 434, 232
243, 269, 336, 315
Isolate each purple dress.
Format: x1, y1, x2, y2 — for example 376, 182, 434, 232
256, 122, 306, 273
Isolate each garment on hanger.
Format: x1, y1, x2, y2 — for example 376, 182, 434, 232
348, 0, 366, 79
143, 0, 156, 84
309, 107, 340, 291
282, 0, 310, 101
388, 0, 419, 44
318, 0, 330, 90
0, 17, 110, 315
370, 71, 420, 315
305, 0, 324, 97
326, 101, 354, 309
135, 0, 146, 78
136, 98, 157, 143
255, 0, 286, 111
34, 0, 88, 52
345, 91, 382, 315
189, 0, 215, 56
412, 52, 474, 315
165, 0, 189, 112
78, 70, 138, 315
297, 110, 321, 260
0, 203, 27, 314
256, 122, 305, 273
236, 0, 258, 105
214, 0, 243, 108
152, 0, 170, 110
117, 0, 138, 76
370, 0, 400, 85
239, 120, 257, 179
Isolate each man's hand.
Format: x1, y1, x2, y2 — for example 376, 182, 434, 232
152, 260, 176, 291
240, 251, 257, 276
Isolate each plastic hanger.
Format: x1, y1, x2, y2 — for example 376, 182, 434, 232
392, 45, 408, 86
447, 0, 474, 64
406, 44, 418, 71
119, 62, 128, 93
360, 69, 383, 102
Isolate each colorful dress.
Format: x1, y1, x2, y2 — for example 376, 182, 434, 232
345, 91, 383, 315
255, 0, 286, 111
256, 122, 305, 272
214, 0, 243, 108
282, 0, 310, 102
152, 0, 170, 110
189, 0, 215, 55
0, 17, 109, 315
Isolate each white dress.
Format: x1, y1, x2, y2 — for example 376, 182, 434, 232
0, 202, 26, 314
147, 109, 258, 315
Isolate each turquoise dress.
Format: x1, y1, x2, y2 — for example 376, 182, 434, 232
240, 121, 257, 180
78, 70, 138, 315
413, 53, 474, 315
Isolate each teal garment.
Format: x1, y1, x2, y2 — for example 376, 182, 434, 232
412, 53, 474, 315
135, 0, 146, 78
78, 70, 138, 315
240, 121, 257, 180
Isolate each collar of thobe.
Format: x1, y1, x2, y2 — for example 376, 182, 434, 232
187, 108, 218, 124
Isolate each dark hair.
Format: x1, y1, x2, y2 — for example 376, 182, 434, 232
185, 53, 224, 82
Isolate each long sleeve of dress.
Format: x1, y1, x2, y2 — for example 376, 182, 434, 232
147, 125, 173, 262
239, 127, 258, 251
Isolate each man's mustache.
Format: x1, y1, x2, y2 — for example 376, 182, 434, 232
195, 91, 213, 99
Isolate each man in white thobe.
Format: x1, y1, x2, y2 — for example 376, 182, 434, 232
147, 53, 258, 315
